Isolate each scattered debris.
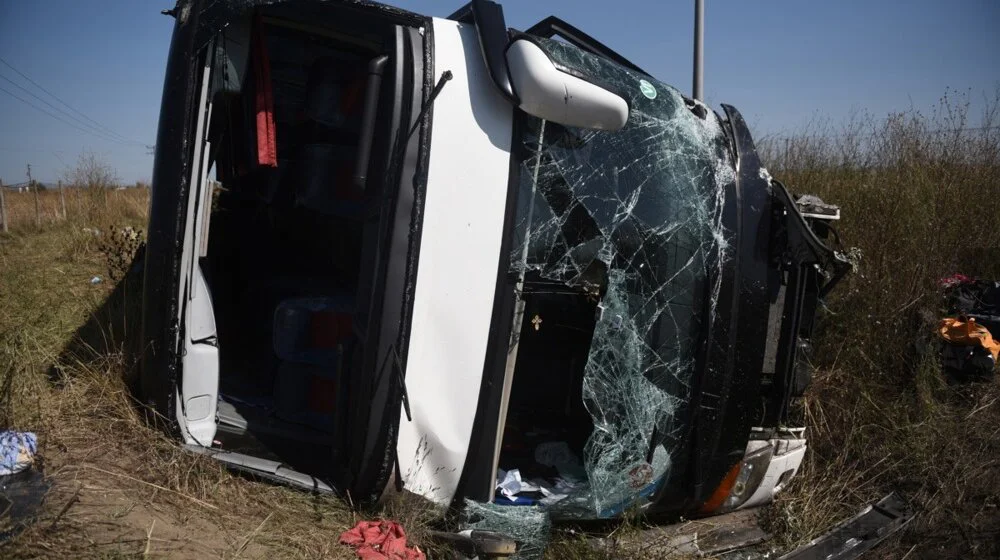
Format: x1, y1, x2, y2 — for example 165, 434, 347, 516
493, 468, 583, 507
592, 508, 769, 558
938, 317, 998, 381
493, 443, 588, 508
698, 511, 771, 556
0, 468, 50, 543
940, 342, 996, 383
938, 273, 973, 289
777, 493, 914, 560
939, 277, 1000, 382
340, 520, 426, 560
0, 432, 47, 543
795, 194, 841, 220
0, 431, 36, 476
426, 529, 517, 559
496, 469, 538, 502
943, 277, 1000, 334
462, 500, 551, 560
89, 276, 103, 285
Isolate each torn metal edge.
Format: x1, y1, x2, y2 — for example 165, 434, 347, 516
777, 493, 915, 560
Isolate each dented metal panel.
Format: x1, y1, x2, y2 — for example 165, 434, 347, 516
778, 493, 915, 560
393, 17, 514, 506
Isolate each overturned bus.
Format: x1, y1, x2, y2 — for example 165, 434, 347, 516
140, 0, 849, 527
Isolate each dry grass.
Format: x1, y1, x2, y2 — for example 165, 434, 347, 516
1, 187, 150, 233
756, 88, 1000, 558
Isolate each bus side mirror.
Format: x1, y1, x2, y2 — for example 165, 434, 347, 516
505, 39, 629, 131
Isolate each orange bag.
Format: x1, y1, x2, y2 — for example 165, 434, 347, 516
938, 317, 1000, 361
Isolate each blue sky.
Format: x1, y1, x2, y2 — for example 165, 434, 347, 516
1, 0, 997, 184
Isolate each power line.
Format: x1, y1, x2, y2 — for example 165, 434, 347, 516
0, 85, 145, 147
0, 146, 59, 153
51, 151, 69, 167
0, 73, 144, 147
0, 56, 144, 145
0, 56, 147, 146
0, 83, 139, 147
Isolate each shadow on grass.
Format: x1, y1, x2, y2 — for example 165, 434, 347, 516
48, 243, 145, 395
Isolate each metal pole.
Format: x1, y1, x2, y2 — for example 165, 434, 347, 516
0, 179, 7, 233
28, 164, 40, 228
693, 0, 704, 101
59, 180, 67, 220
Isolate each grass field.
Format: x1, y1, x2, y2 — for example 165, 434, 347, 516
1, 91, 999, 558
755, 90, 1000, 558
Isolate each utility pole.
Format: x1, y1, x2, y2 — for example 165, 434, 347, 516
58, 180, 67, 220
28, 164, 40, 228
0, 178, 8, 233
693, 0, 704, 102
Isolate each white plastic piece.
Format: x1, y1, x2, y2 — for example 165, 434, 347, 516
393, 18, 514, 505
506, 39, 629, 131
188, 266, 217, 342
739, 437, 807, 509
180, 266, 219, 445
185, 394, 213, 422
181, 342, 219, 443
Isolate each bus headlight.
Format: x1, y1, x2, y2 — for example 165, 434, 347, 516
721, 444, 774, 511
701, 443, 775, 515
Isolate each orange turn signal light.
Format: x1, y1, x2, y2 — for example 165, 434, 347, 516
698, 462, 741, 514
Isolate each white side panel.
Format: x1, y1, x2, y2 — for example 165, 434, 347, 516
176, 53, 219, 447
394, 18, 513, 505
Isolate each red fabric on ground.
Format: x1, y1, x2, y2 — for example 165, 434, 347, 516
251, 14, 277, 167
938, 273, 973, 288
340, 520, 426, 560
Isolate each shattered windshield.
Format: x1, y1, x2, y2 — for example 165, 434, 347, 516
508, 37, 735, 517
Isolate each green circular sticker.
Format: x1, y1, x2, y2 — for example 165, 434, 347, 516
639, 79, 657, 99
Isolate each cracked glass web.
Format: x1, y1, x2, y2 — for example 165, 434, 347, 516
462, 500, 552, 560
506, 37, 735, 519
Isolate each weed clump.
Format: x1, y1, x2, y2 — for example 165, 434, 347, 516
96, 225, 144, 283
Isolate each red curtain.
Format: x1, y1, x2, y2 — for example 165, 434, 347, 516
251, 14, 277, 167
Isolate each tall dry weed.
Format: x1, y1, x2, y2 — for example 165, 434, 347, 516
758, 89, 1000, 557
